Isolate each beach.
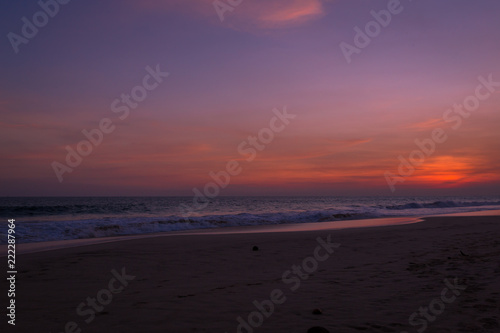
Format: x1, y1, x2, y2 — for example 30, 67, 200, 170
3, 0, 500, 332
3, 212, 500, 333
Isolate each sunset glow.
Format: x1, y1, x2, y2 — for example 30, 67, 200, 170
1, 0, 499, 196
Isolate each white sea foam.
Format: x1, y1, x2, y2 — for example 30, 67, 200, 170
1, 197, 499, 244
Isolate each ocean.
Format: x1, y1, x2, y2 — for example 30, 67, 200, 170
1, 196, 500, 244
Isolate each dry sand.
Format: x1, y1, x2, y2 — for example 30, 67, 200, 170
2, 213, 499, 333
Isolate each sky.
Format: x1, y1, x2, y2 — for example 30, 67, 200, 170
1, 0, 499, 196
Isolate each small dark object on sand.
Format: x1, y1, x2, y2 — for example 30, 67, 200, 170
460, 250, 469, 256
252, 246, 259, 251
312, 308, 322, 315
307, 327, 329, 333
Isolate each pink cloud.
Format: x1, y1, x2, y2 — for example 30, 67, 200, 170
128, 0, 326, 29
257, 0, 324, 26
403, 118, 447, 131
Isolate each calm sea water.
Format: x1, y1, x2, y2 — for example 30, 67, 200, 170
1, 196, 500, 244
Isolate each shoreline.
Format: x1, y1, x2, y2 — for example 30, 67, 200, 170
3, 209, 500, 257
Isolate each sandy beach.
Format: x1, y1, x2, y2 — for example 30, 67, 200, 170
3, 213, 500, 333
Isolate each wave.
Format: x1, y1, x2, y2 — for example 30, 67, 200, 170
0, 203, 151, 217
2, 210, 368, 244
1, 198, 499, 244
382, 200, 500, 210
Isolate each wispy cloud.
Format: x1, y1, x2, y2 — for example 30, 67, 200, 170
255, 0, 325, 27
403, 117, 446, 131
129, 0, 326, 29
326, 137, 373, 147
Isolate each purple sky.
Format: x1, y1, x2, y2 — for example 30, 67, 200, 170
1, 0, 499, 196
